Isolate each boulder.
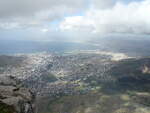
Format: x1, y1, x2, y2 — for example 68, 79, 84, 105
0, 76, 35, 113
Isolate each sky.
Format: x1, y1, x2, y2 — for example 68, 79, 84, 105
0, 0, 149, 42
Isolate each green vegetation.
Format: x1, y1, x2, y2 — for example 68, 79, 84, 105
38, 90, 150, 113
42, 73, 57, 82
0, 56, 24, 67
39, 91, 136, 113
0, 102, 15, 113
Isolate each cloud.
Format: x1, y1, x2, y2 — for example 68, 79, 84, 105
91, 0, 116, 9
0, 0, 86, 18
0, 0, 119, 30
60, 16, 95, 32
60, 0, 150, 35
0, 0, 149, 38
0, 0, 87, 29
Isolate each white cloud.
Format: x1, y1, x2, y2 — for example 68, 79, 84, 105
0, 0, 150, 38
0, 0, 121, 30
60, 0, 150, 35
41, 28, 49, 33
0, 0, 86, 18
91, 0, 116, 9
0, 0, 87, 29
60, 16, 95, 32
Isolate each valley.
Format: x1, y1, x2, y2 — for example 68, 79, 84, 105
0, 51, 150, 113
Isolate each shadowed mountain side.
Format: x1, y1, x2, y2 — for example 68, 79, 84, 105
101, 58, 150, 93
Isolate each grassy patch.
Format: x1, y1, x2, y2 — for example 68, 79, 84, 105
42, 73, 57, 82
0, 102, 16, 113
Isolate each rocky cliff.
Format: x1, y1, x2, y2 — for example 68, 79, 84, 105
0, 76, 35, 113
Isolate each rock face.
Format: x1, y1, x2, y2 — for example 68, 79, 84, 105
0, 76, 35, 113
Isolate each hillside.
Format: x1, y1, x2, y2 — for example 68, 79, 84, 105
0, 52, 150, 113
